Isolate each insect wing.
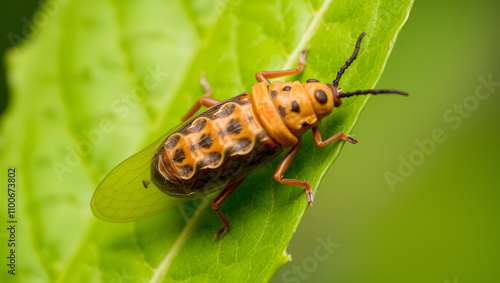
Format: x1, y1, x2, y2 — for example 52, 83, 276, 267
91, 131, 189, 222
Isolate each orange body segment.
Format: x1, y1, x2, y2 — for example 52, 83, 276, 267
269, 80, 320, 136
251, 82, 298, 148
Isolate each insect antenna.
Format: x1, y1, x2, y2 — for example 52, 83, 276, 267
332, 32, 366, 88
339, 89, 409, 98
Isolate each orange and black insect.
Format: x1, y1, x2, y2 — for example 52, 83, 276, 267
91, 33, 408, 238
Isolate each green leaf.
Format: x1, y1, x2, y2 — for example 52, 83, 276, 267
1, 0, 413, 282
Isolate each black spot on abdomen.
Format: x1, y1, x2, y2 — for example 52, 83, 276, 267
186, 119, 207, 134
215, 104, 236, 118
178, 165, 193, 177
200, 152, 222, 167
198, 133, 212, 149
256, 131, 267, 141
166, 135, 180, 149
219, 119, 242, 136
173, 149, 186, 163
227, 138, 252, 155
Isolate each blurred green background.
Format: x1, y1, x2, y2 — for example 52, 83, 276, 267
1, 0, 499, 282
0, 0, 39, 114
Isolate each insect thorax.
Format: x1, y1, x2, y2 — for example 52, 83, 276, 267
250, 80, 334, 148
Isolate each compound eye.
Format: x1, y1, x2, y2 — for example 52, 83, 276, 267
315, 90, 328, 104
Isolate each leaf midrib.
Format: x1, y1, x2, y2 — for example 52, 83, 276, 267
149, 197, 211, 283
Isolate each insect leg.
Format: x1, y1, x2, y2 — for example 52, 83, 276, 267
255, 48, 309, 83
273, 137, 315, 206
212, 178, 245, 239
312, 127, 358, 146
181, 73, 220, 121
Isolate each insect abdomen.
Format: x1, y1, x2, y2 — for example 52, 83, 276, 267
151, 94, 282, 196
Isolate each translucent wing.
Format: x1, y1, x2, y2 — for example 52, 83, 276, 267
91, 130, 192, 222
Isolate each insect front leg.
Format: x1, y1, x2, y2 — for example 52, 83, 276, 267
212, 179, 245, 239
255, 48, 309, 84
182, 72, 221, 121
312, 127, 358, 146
273, 137, 315, 206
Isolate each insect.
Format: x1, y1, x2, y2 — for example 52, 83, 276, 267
91, 32, 408, 239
